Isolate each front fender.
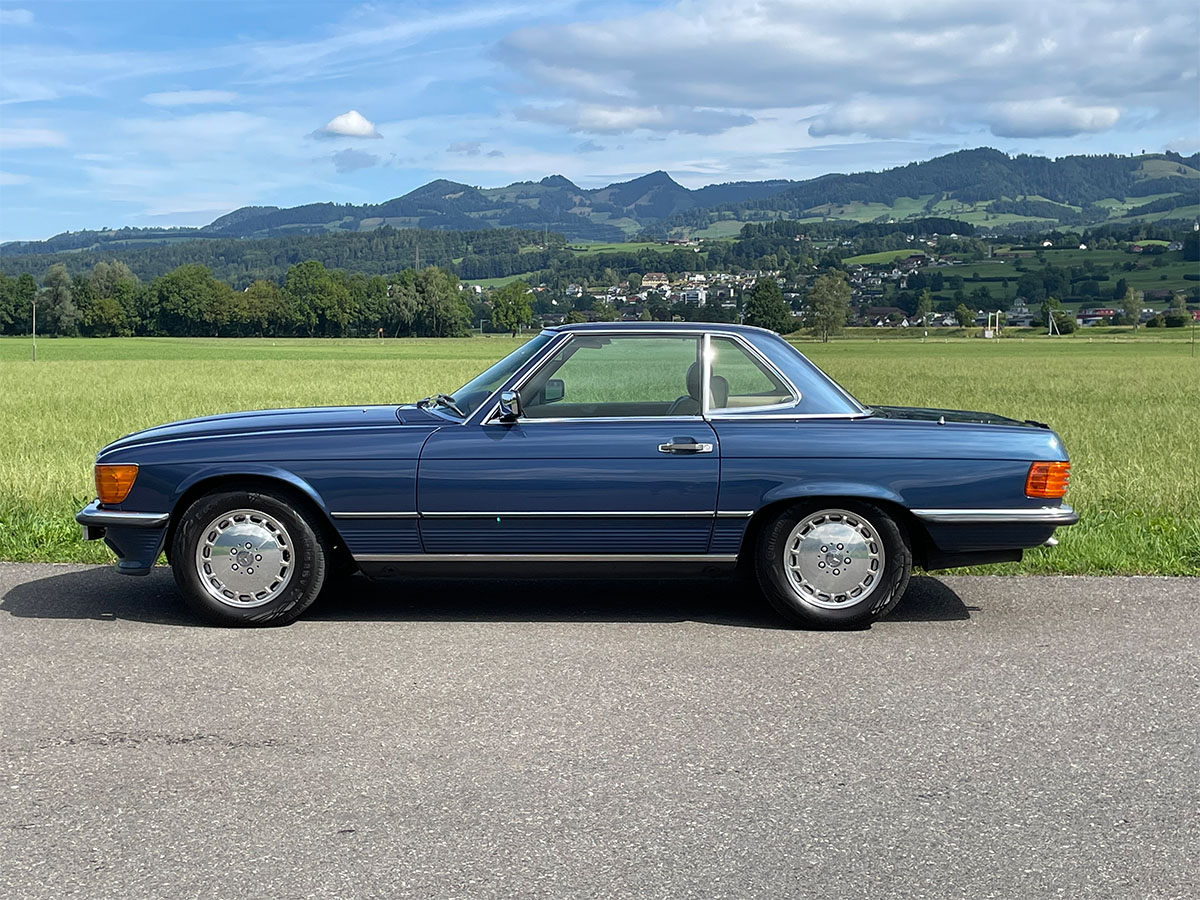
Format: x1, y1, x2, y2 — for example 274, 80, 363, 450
170, 464, 330, 516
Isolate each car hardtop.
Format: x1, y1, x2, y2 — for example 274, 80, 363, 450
546, 321, 780, 337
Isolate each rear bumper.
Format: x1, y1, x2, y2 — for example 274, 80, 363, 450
76, 501, 169, 576
911, 504, 1077, 571
911, 505, 1078, 526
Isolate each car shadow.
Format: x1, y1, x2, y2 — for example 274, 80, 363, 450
0, 568, 972, 630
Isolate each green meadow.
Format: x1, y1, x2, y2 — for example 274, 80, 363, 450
0, 334, 1196, 575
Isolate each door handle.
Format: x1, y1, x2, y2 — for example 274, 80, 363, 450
658, 439, 714, 454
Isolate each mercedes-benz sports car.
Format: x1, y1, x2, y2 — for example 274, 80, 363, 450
77, 322, 1076, 627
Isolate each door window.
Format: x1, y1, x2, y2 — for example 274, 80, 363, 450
709, 337, 797, 410
522, 335, 702, 418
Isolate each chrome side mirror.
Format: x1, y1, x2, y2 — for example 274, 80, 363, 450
498, 390, 522, 421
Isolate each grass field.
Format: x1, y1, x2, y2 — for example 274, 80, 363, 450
1, 335, 1196, 575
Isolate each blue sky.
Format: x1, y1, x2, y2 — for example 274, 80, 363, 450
0, 0, 1196, 242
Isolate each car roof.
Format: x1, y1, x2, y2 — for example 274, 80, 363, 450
546, 321, 777, 336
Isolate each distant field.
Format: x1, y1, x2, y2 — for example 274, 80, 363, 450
1, 336, 1196, 575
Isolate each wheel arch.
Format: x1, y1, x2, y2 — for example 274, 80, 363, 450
736, 489, 935, 571
164, 467, 351, 572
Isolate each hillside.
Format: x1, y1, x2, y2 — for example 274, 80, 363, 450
3, 149, 1197, 256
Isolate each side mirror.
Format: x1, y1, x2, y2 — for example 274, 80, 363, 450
498, 390, 522, 422
543, 378, 565, 404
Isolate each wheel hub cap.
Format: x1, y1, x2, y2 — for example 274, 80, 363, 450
194, 509, 293, 608
783, 509, 885, 609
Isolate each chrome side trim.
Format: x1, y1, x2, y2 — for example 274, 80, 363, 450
912, 505, 1078, 526
716, 510, 755, 518
354, 553, 740, 563
708, 412, 872, 421
330, 511, 419, 520
76, 501, 169, 529
421, 510, 716, 519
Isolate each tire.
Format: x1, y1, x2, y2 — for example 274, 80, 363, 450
170, 487, 329, 627
755, 500, 911, 628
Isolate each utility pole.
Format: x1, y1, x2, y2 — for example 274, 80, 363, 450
31, 297, 37, 362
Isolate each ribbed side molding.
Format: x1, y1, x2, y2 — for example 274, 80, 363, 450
912, 505, 1078, 525
353, 553, 740, 563
331, 511, 419, 519
333, 510, 756, 519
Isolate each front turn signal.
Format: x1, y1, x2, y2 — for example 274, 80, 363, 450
1026, 461, 1070, 499
95, 464, 139, 504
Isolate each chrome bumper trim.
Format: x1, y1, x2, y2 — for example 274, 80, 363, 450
912, 505, 1078, 526
76, 501, 169, 530
354, 553, 739, 563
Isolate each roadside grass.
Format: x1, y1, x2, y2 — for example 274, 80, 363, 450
1, 336, 1196, 574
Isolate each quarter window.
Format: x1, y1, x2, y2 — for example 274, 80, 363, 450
709, 337, 797, 410
521, 335, 702, 418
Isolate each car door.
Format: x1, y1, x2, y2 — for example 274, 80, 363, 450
417, 333, 720, 556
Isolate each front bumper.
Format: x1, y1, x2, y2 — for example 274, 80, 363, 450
76, 500, 170, 576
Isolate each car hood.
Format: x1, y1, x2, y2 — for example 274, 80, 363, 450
101, 404, 443, 454
868, 405, 1049, 429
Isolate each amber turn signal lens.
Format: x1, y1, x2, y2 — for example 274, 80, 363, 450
95, 464, 139, 504
1026, 461, 1070, 499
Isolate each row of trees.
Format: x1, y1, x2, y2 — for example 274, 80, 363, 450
0, 260, 474, 338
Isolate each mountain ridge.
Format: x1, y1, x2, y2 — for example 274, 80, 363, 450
4, 148, 1197, 254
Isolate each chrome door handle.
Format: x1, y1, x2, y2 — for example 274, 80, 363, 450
658, 441, 714, 454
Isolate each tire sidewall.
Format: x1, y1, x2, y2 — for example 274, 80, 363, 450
171, 489, 327, 626
757, 500, 910, 627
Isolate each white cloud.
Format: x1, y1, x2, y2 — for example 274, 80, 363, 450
0, 170, 32, 185
447, 140, 483, 155
808, 99, 946, 139
0, 9, 33, 25
143, 90, 239, 107
0, 127, 67, 148
986, 98, 1121, 138
332, 148, 381, 172
311, 109, 382, 139
499, 0, 1196, 140
517, 103, 752, 135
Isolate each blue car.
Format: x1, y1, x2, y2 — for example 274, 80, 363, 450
77, 322, 1076, 628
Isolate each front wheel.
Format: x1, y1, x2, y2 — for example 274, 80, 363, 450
171, 488, 329, 626
755, 501, 911, 628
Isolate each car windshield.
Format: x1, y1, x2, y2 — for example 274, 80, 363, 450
437, 332, 555, 418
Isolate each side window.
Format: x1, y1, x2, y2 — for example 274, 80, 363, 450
710, 337, 797, 410
522, 335, 701, 418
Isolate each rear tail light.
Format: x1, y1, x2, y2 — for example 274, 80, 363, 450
95, 464, 139, 504
1026, 461, 1070, 499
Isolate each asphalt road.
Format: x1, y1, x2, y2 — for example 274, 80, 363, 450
1, 564, 1196, 899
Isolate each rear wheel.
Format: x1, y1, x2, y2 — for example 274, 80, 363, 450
171, 488, 329, 626
755, 500, 911, 628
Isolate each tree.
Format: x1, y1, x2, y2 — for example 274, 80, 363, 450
41, 264, 80, 335
284, 259, 352, 336
491, 280, 533, 336
414, 267, 470, 337
1121, 286, 1141, 330
954, 303, 975, 328
592, 299, 619, 322
743, 277, 793, 333
803, 273, 849, 341
914, 289, 933, 326
565, 310, 587, 324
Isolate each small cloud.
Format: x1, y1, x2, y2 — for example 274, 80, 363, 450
447, 141, 482, 155
143, 90, 239, 107
808, 98, 944, 139
486, 149, 505, 157
987, 98, 1119, 138
0, 127, 67, 149
0, 9, 33, 25
311, 110, 382, 140
516, 103, 753, 135
0, 170, 32, 186
332, 148, 381, 173
576, 139, 605, 153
